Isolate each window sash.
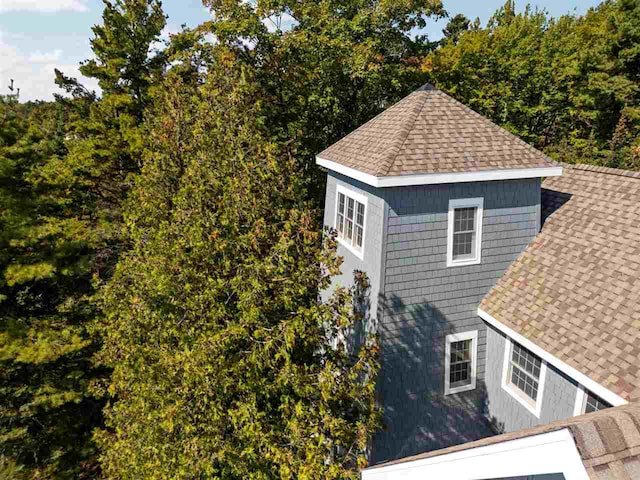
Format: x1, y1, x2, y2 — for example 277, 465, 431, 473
449, 339, 472, 388
336, 190, 365, 251
584, 391, 611, 414
509, 344, 542, 402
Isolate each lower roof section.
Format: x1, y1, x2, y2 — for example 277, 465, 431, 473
363, 404, 640, 480
317, 157, 563, 188
479, 308, 626, 407
480, 164, 640, 403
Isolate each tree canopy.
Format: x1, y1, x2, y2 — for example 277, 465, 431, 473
2, 0, 640, 478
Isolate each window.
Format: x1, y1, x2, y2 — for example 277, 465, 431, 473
502, 338, 547, 417
335, 185, 367, 258
445, 331, 478, 395
447, 198, 483, 267
574, 386, 612, 415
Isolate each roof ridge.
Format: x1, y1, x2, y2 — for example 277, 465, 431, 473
378, 89, 430, 176
570, 163, 640, 180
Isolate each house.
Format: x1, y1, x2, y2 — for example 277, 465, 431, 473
317, 84, 640, 472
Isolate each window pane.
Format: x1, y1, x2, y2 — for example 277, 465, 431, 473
347, 198, 355, 221
449, 339, 472, 389
511, 365, 539, 400
454, 207, 476, 233
337, 213, 344, 234
584, 392, 611, 413
512, 344, 541, 378
345, 216, 353, 241
338, 193, 345, 215
453, 232, 474, 258
356, 202, 365, 227
355, 225, 363, 248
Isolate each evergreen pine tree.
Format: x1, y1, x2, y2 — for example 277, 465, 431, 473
0, 1, 166, 477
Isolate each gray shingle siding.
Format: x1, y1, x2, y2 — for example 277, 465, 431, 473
484, 324, 578, 433
373, 178, 541, 463
321, 175, 544, 464
321, 172, 386, 331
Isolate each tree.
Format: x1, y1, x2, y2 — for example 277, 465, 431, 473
425, 0, 640, 169
196, 0, 445, 200
442, 14, 470, 44
0, 1, 166, 477
96, 61, 380, 480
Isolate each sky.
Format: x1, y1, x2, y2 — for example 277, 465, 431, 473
1, 0, 603, 102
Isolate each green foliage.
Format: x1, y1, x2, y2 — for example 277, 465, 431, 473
442, 14, 471, 44
0, 95, 102, 479
0, 1, 166, 477
198, 0, 445, 199
96, 63, 380, 480
426, 0, 640, 169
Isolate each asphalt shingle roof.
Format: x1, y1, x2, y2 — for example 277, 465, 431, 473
367, 404, 640, 479
318, 84, 557, 176
481, 164, 640, 402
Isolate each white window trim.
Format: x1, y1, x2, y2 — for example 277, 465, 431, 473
446, 197, 484, 267
444, 330, 478, 395
479, 307, 628, 407
501, 336, 547, 418
573, 385, 587, 416
573, 385, 611, 416
334, 184, 368, 260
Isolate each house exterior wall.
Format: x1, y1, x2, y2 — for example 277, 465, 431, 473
321, 172, 387, 334
321, 174, 546, 464
373, 178, 542, 463
484, 324, 578, 433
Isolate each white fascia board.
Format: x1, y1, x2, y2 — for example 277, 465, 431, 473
478, 308, 627, 407
362, 428, 589, 480
316, 157, 563, 188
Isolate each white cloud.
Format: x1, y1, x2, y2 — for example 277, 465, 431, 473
0, 30, 99, 102
0, 0, 89, 13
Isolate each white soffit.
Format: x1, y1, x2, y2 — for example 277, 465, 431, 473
316, 157, 563, 188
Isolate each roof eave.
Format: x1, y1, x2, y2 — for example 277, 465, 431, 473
478, 307, 628, 407
316, 157, 563, 188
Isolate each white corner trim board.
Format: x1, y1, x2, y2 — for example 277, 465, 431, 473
478, 308, 627, 407
361, 428, 590, 480
316, 157, 563, 188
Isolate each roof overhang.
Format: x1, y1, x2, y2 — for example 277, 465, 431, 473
478, 308, 627, 407
362, 428, 589, 480
316, 157, 563, 188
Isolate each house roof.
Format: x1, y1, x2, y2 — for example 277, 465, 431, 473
317, 84, 559, 181
366, 403, 640, 479
480, 164, 640, 403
